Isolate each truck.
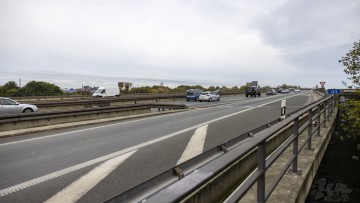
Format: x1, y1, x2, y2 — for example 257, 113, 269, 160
92, 86, 120, 97
245, 81, 261, 97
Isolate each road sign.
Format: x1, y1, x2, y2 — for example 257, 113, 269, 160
327, 89, 341, 94
320, 82, 326, 87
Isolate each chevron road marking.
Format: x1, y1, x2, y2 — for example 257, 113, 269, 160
44, 150, 136, 203
0, 150, 137, 197
177, 125, 208, 165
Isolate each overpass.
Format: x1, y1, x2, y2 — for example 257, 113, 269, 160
0, 91, 338, 202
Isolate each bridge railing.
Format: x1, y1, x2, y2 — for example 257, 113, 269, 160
106, 94, 336, 203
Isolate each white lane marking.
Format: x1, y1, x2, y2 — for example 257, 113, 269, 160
0, 93, 304, 197
0, 92, 306, 148
0, 107, 257, 197
177, 125, 208, 165
44, 150, 136, 203
0, 150, 137, 197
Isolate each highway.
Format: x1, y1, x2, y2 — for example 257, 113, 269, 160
0, 92, 314, 203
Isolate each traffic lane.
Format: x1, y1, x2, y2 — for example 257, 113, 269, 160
0, 92, 306, 178
78, 95, 312, 202
0, 93, 310, 201
78, 132, 195, 203
1, 132, 195, 203
0, 104, 254, 189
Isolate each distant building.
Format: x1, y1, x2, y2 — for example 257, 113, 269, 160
83, 86, 98, 93
62, 88, 78, 93
118, 82, 132, 91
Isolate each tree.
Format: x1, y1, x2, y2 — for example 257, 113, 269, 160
0, 81, 20, 96
19, 81, 63, 96
338, 40, 360, 140
339, 40, 360, 86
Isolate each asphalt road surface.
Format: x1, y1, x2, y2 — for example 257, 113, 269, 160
0, 92, 314, 203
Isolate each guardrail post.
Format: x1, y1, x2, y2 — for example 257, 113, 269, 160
307, 110, 312, 150
326, 100, 330, 121
323, 102, 327, 128
317, 104, 321, 137
332, 97, 334, 114
293, 118, 299, 172
257, 141, 266, 203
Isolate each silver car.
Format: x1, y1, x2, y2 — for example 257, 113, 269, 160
0, 97, 38, 114
198, 91, 220, 102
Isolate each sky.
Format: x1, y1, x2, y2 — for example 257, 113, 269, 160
0, 0, 359, 89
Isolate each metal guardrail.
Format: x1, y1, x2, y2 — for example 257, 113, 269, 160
0, 103, 188, 132
106, 94, 336, 203
11, 92, 243, 103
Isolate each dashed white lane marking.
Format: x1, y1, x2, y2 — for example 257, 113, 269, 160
44, 150, 136, 203
177, 125, 208, 165
0, 150, 137, 197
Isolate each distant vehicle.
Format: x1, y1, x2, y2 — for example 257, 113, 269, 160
294, 89, 301, 92
92, 86, 120, 97
186, 89, 202, 101
198, 91, 220, 102
214, 89, 223, 95
281, 89, 290, 94
0, 97, 38, 114
277, 88, 283, 93
246, 86, 261, 97
266, 89, 277, 95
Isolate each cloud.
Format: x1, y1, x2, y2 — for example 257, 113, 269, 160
0, 0, 359, 88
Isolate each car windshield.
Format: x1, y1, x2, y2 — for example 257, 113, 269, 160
186, 91, 194, 95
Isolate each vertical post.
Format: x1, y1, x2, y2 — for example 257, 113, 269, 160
280, 100, 286, 120
293, 118, 299, 172
307, 109, 312, 150
323, 102, 327, 128
326, 100, 330, 121
329, 97, 333, 116
317, 104, 321, 136
331, 96, 335, 116
257, 141, 266, 203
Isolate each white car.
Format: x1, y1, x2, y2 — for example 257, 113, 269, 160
0, 97, 38, 114
198, 92, 220, 102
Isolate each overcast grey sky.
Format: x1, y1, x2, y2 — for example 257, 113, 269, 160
1, 0, 359, 89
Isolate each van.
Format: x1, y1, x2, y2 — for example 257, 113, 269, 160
186, 89, 202, 101
92, 87, 120, 97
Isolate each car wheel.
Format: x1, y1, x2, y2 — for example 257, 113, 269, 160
209, 98, 212, 102
246, 94, 248, 97
23, 108, 33, 113
218, 97, 220, 101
